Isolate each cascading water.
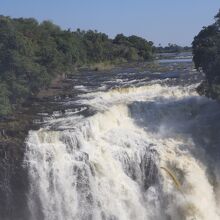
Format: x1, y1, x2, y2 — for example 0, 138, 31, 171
25, 63, 220, 220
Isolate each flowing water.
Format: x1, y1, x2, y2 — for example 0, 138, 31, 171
25, 60, 220, 220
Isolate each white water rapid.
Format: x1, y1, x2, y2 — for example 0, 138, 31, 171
25, 70, 220, 220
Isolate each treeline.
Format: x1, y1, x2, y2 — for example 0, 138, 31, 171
0, 15, 154, 116
192, 10, 220, 99
156, 43, 191, 53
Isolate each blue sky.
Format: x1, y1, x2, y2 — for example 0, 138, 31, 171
1, 0, 220, 46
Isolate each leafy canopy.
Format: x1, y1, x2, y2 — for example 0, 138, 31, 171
0, 15, 154, 116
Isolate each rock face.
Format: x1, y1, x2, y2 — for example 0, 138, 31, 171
0, 141, 29, 220
0, 112, 37, 220
197, 80, 220, 100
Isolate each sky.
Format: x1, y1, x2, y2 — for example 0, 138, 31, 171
1, 0, 220, 46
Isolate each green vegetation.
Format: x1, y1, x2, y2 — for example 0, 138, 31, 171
192, 10, 220, 99
156, 43, 191, 53
0, 15, 154, 116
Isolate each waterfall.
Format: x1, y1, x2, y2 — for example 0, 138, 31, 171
25, 77, 220, 220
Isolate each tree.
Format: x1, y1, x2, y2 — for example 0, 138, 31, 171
192, 9, 220, 98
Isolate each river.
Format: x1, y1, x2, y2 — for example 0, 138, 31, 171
24, 56, 220, 220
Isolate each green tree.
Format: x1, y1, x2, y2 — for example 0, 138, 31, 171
193, 9, 220, 98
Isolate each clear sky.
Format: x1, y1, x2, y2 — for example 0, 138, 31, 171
1, 0, 220, 46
